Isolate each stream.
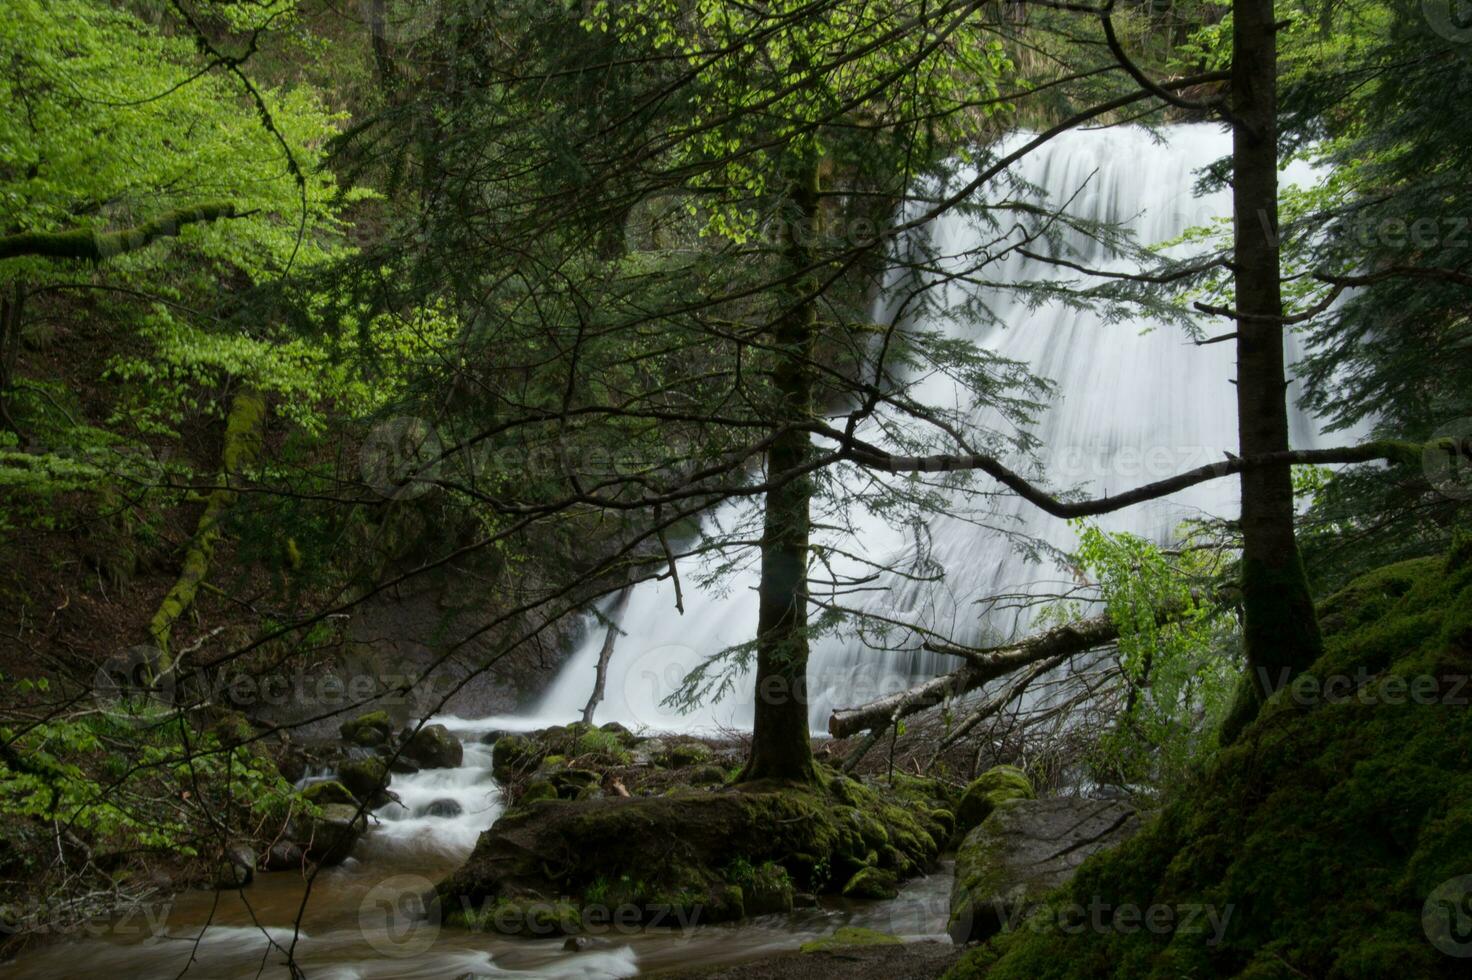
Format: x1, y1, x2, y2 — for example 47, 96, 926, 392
7, 124, 1339, 978
5, 719, 953, 979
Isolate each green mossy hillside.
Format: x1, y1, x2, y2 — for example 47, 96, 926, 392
947, 545, 1472, 980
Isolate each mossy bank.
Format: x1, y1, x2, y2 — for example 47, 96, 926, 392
946, 544, 1472, 980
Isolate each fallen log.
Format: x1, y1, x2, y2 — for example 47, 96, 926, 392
827, 613, 1123, 739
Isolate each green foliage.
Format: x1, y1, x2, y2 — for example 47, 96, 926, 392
946, 548, 1472, 979
0, 686, 295, 857
1067, 522, 1236, 791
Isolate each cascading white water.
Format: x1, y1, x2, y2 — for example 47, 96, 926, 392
526, 124, 1332, 735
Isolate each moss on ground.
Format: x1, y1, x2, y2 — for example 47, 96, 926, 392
800, 926, 902, 952
945, 546, 1472, 980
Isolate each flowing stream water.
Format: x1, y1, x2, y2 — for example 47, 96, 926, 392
6, 124, 1337, 978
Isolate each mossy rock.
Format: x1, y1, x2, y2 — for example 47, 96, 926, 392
300, 803, 366, 866
688, 764, 728, 785
549, 768, 600, 800
666, 741, 714, 767
800, 926, 902, 953
337, 757, 390, 806
520, 779, 558, 804
491, 734, 545, 781
946, 549, 1472, 980
841, 866, 899, 900
300, 780, 357, 808
956, 765, 1034, 837
339, 710, 393, 747
401, 723, 464, 770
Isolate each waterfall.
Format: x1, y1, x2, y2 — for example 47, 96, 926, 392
527, 124, 1330, 735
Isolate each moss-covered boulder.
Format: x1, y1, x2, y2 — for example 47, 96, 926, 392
337, 756, 391, 807
843, 866, 899, 900
401, 723, 464, 770
946, 549, 1472, 980
300, 803, 367, 865
491, 734, 544, 781
949, 797, 1138, 943
435, 771, 949, 936
300, 779, 357, 808
339, 710, 393, 747
955, 765, 1034, 838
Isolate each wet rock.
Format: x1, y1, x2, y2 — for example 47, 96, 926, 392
301, 779, 357, 808
949, 796, 1139, 943
793, 892, 819, 909
422, 798, 464, 818
213, 844, 256, 889
401, 723, 464, 770
339, 710, 394, 747
955, 765, 1034, 838
338, 756, 391, 807
563, 935, 617, 952
841, 866, 898, 900
301, 803, 368, 866
263, 841, 304, 871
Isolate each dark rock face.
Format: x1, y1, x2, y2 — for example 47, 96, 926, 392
948, 797, 1139, 943
400, 723, 464, 770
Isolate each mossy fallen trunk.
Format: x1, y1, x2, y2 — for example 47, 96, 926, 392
148, 388, 266, 666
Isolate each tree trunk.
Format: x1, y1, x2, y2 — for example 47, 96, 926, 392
582, 586, 632, 725
1223, 0, 1324, 741
740, 158, 823, 784
148, 388, 266, 669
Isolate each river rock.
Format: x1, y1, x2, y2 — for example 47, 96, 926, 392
401, 723, 464, 770
339, 710, 393, 747
955, 765, 1034, 838
841, 866, 898, 900
301, 779, 357, 808
301, 803, 368, 866
338, 756, 391, 807
213, 844, 256, 889
949, 797, 1139, 943
263, 840, 305, 871
421, 798, 464, 818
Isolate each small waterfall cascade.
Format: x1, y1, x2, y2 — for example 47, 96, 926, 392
529, 124, 1331, 734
